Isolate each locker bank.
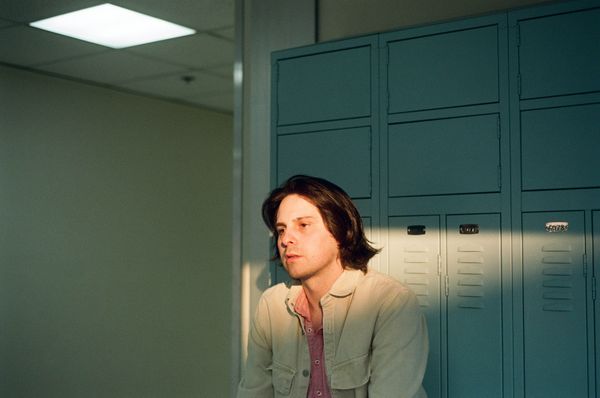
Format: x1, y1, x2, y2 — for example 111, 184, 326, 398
271, 1, 600, 397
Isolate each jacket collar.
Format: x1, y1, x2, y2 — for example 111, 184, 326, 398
328, 268, 363, 297
285, 268, 365, 311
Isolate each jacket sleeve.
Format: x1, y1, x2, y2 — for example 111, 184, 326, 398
236, 295, 275, 398
368, 287, 429, 398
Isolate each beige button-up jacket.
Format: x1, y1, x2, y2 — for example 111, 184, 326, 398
237, 269, 429, 398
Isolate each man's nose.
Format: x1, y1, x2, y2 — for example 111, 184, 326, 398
280, 229, 296, 246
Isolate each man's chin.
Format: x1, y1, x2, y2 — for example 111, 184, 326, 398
284, 266, 304, 281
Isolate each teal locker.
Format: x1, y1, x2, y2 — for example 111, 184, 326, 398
277, 127, 372, 199
387, 24, 499, 113
388, 114, 500, 197
388, 215, 441, 398
517, 7, 600, 99
275, 45, 371, 125
522, 211, 589, 398
446, 214, 503, 398
520, 103, 600, 191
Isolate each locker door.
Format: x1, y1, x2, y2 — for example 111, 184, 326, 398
522, 211, 589, 398
276, 45, 371, 125
518, 7, 600, 99
388, 114, 501, 197
387, 24, 499, 113
277, 127, 372, 199
446, 214, 502, 398
388, 216, 441, 398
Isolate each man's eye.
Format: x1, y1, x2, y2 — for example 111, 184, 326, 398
276, 229, 284, 236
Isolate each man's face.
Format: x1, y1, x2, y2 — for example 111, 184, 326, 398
275, 194, 341, 281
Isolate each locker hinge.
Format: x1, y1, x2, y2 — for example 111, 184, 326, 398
497, 165, 502, 189
274, 63, 280, 125
444, 274, 450, 297
582, 253, 588, 277
386, 88, 390, 114
437, 254, 442, 275
386, 48, 390, 114
593, 277, 597, 301
515, 24, 521, 47
517, 74, 522, 97
497, 116, 501, 139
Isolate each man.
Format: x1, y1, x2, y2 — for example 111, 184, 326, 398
238, 175, 428, 398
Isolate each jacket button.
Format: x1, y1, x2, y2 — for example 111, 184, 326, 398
302, 369, 310, 377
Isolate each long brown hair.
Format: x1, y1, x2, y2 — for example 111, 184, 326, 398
262, 175, 379, 272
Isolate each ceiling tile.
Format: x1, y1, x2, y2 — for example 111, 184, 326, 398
0, 25, 106, 66
0, 0, 101, 23
117, 71, 232, 99
36, 51, 185, 84
115, 0, 233, 31
184, 92, 233, 113
0, 18, 15, 28
128, 32, 233, 69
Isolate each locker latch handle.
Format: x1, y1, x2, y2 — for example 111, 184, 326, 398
459, 224, 479, 234
407, 225, 426, 235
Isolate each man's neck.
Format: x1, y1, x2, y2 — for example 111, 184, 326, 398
301, 264, 344, 315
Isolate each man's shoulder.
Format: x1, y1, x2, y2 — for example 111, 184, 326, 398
359, 268, 413, 296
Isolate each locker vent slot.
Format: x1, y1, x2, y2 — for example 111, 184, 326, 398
405, 277, 429, 285
458, 256, 484, 264
458, 288, 484, 297
403, 246, 429, 253
458, 266, 484, 275
458, 277, 484, 286
411, 285, 430, 296
542, 303, 573, 312
542, 244, 572, 252
542, 255, 572, 264
457, 244, 484, 252
543, 291, 573, 300
542, 279, 573, 288
458, 301, 485, 309
404, 266, 430, 274
404, 256, 429, 263
542, 266, 573, 276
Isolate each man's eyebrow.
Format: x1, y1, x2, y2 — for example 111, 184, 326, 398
295, 216, 315, 223
275, 216, 315, 227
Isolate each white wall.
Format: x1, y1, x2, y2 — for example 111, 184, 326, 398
0, 65, 233, 397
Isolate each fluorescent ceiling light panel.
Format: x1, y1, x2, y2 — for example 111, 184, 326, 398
30, 3, 195, 49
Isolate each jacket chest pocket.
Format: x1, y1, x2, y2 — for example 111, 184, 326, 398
330, 353, 371, 390
270, 361, 296, 396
